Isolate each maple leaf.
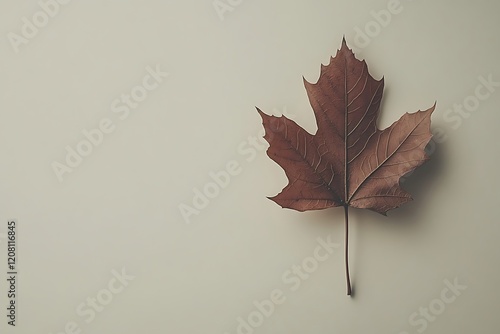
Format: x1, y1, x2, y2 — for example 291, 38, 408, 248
257, 38, 434, 295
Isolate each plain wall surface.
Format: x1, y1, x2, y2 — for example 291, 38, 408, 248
0, 0, 499, 333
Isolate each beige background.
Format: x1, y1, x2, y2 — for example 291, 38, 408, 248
0, 0, 499, 333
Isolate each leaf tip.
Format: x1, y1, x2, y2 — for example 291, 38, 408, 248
303, 75, 315, 89
430, 101, 437, 114
423, 102, 436, 115
340, 35, 349, 50
256, 107, 266, 118
266, 195, 281, 207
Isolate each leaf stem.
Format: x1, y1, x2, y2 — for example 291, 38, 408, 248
344, 205, 352, 296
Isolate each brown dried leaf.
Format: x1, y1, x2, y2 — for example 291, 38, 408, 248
257, 38, 434, 295
258, 38, 434, 215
